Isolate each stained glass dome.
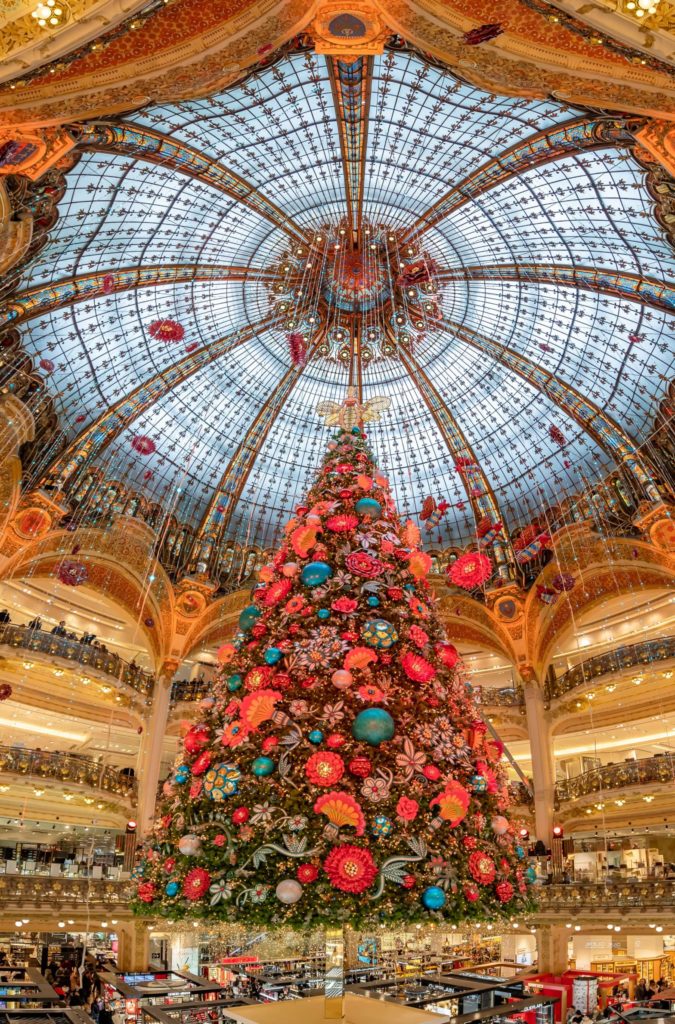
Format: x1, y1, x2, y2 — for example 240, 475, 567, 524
11, 43, 674, 557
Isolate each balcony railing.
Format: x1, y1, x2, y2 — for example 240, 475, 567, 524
0, 623, 154, 696
546, 636, 675, 701
534, 879, 675, 913
0, 874, 133, 909
473, 685, 525, 707
555, 753, 675, 803
171, 677, 211, 703
0, 745, 137, 801
507, 780, 533, 807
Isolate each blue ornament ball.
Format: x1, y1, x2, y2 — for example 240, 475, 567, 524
174, 765, 190, 784
308, 729, 324, 744
252, 756, 275, 777
422, 886, 446, 910
238, 604, 262, 632
351, 426, 361, 435
525, 866, 537, 883
352, 708, 395, 746
264, 647, 282, 665
361, 618, 398, 650
404, 583, 416, 592
371, 815, 393, 837
301, 561, 333, 587
515, 845, 525, 860
355, 497, 382, 519
227, 674, 243, 692
165, 881, 179, 897
367, 596, 380, 607
471, 774, 488, 793
317, 608, 331, 620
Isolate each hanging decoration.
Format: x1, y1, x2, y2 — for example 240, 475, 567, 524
462, 23, 503, 44
39, 358, 55, 373
131, 435, 157, 456
447, 551, 493, 590
476, 518, 503, 549
515, 532, 551, 565
551, 572, 576, 593
0, 684, 12, 701
132, 419, 532, 927
536, 585, 558, 606
423, 499, 451, 533
548, 425, 566, 447
288, 332, 309, 367
148, 319, 185, 342
102, 274, 115, 294
57, 560, 89, 586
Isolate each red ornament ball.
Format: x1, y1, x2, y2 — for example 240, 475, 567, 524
349, 756, 372, 778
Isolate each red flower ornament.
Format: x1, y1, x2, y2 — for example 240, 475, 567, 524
496, 880, 515, 903
447, 551, 493, 590
148, 319, 185, 342
400, 651, 436, 683
137, 882, 156, 903
297, 863, 319, 884
323, 844, 378, 894
183, 867, 211, 901
345, 551, 384, 578
468, 851, 497, 885
305, 751, 345, 787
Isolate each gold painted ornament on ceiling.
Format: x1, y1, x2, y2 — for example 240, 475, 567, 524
310, 3, 389, 58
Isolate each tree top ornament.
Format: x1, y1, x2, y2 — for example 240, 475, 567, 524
132, 414, 534, 928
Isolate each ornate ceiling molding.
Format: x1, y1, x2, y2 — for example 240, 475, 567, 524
0, 0, 674, 128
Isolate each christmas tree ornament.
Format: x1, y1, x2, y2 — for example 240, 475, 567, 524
361, 619, 398, 649
133, 422, 533, 934
239, 604, 262, 631
301, 561, 333, 587
276, 879, 303, 903
355, 497, 382, 519
352, 708, 395, 745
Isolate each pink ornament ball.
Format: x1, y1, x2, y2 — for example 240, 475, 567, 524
332, 669, 353, 690
282, 563, 299, 577
492, 815, 509, 835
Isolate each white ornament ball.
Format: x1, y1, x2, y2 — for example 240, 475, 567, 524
178, 833, 202, 856
305, 514, 322, 526
276, 879, 303, 904
282, 563, 299, 577
491, 815, 509, 835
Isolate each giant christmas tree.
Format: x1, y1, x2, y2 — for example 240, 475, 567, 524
133, 421, 533, 928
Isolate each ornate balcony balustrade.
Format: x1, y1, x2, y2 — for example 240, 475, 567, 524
0, 623, 154, 696
546, 636, 675, 701
473, 685, 525, 707
555, 753, 675, 803
0, 874, 133, 909
171, 677, 211, 703
0, 745, 137, 801
507, 781, 533, 807
534, 879, 675, 915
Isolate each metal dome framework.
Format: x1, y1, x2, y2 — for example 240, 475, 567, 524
6, 43, 674, 564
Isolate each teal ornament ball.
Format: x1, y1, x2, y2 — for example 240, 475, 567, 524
252, 756, 275, 777
515, 845, 525, 859
361, 618, 398, 650
352, 708, 395, 746
367, 596, 380, 607
238, 604, 261, 632
203, 762, 241, 801
301, 561, 333, 587
165, 881, 179, 897
525, 866, 537, 883
351, 427, 361, 435
371, 815, 393, 837
317, 608, 331, 620
422, 886, 446, 910
308, 729, 324, 744
264, 647, 282, 665
404, 583, 416, 592
355, 497, 382, 519
471, 774, 487, 793
227, 674, 243, 692
174, 765, 190, 784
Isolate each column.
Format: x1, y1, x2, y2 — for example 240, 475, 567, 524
523, 676, 555, 847
536, 924, 569, 974
136, 660, 178, 838
117, 920, 150, 972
